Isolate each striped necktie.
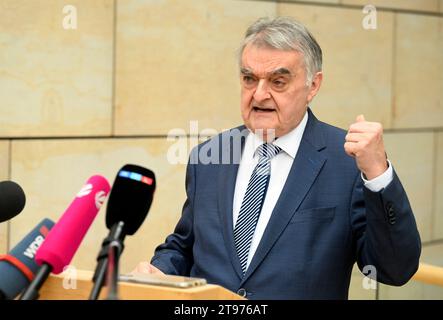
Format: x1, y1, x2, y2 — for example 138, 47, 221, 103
234, 143, 282, 274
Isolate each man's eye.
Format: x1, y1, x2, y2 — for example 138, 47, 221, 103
272, 79, 286, 87
243, 75, 256, 83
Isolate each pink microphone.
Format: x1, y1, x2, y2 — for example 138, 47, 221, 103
20, 175, 111, 300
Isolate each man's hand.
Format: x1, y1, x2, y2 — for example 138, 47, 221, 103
131, 261, 165, 275
344, 115, 388, 180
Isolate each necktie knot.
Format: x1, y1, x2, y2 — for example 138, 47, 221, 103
256, 143, 282, 160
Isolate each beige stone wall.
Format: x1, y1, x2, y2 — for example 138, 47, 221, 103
0, 0, 442, 299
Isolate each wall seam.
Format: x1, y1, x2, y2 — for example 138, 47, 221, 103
421, 238, 443, 247
260, 0, 443, 17
111, 0, 117, 136
390, 13, 397, 129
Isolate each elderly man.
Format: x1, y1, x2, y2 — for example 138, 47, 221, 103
136, 17, 421, 300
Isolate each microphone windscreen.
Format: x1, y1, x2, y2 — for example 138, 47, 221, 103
106, 164, 156, 235
0, 218, 55, 299
0, 181, 26, 223
36, 175, 111, 274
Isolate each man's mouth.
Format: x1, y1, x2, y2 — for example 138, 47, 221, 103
253, 106, 276, 113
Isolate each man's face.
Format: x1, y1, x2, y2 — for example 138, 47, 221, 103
240, 43, 322, 139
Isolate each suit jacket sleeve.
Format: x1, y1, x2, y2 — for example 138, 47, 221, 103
351, 169, 421, 285
150, 151, 196, 276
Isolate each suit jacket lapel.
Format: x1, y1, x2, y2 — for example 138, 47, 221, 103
240, 109, 327, 285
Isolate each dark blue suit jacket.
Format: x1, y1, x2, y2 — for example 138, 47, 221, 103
151, 109, 421, 299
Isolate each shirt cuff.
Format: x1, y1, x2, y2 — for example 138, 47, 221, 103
361, 160, 393, 192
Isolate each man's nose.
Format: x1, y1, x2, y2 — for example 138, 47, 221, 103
253, 79, 271, 102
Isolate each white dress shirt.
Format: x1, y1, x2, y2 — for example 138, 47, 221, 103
233, 111, 393, 270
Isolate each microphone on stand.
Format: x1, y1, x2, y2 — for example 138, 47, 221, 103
0, 218, 55, 300
20, 175, 110, 300
89, 164, 156, 300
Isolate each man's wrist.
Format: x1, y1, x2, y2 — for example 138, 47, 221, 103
362, 160, 393, 192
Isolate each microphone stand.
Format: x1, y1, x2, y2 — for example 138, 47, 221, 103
105, 241, 122, 300
20, 264, 52, 300
89, 221, 125, 300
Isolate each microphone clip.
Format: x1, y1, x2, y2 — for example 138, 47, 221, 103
90, 221, 126, 300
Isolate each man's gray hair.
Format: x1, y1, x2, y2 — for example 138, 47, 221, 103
239, 17, 322, 86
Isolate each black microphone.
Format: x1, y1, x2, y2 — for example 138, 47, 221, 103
89, 164, 156, 300
0, 181, 26, 223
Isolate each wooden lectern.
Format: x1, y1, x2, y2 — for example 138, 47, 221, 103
38, 270, 244, 300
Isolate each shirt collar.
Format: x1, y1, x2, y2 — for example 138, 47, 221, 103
247, 110, 309, 160
273, 111, 308, 159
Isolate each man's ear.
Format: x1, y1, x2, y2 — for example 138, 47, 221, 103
307, 71, 323, 103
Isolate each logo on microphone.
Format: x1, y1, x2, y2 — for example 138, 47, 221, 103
95, 190, 107, 209
119, 170, 154, 185
77, 183, 93, 198
39, 225, 50, 237
23, 235, 45, 259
